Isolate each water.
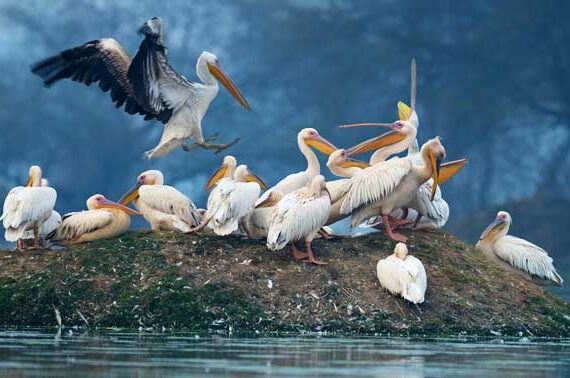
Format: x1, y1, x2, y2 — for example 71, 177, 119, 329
0, 330, 568, 377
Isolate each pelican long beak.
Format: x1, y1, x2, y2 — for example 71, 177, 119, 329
338, 122, 393, 129
205, 164, 228, 190
338, 158, 370, 169
254, 195, 276, 208
25, 176, 33, 187
119, 182, 142, 205
479, 217, 506, 241
439, 158, 468, 185
207, 61, 251, 111
99, 198, 141, 216
398, 101, 412, 121
245, 173, 268, 190
345, 130, 408, 157
429, 153, 444, 201
304, 134, 337, 155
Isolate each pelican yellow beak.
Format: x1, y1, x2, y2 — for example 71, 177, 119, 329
338, 158, 370, 169
254, 195, 276, 208
304, 134, 337, 155
99, 198, 141, 216
479, 217, 506, 241
429, 152, 444, 201
119, 182, 142, 205
398, 101, 412, 121
245, 173, 268, 190
207, 61, 251, 111
345, 130, 408, 157
25, 176, 33, 187
205, 164, 228, 190
439, 158, 468, 185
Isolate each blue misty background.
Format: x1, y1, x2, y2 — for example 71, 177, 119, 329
1, 1, 569, 296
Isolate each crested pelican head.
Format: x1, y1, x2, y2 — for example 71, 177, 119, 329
205, 155, 238, 190
88, 194, 141, 215
197, 51, 251, 111
298, 128, 337, 155
26, 165, 43, 187
119, 170, 165, 205
394, 242, 409, 260
479, 211, 511, 242
420, 137, 446, 201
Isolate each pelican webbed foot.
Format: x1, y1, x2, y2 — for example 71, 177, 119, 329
382, 214, 408, 242
305, 241, 328, 265
182, 133, 241, 154
291, 243, 308, 261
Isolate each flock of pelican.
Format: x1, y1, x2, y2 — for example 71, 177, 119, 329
1, 17, 563, 306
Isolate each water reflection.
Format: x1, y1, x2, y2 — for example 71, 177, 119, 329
0, 330, 568, 377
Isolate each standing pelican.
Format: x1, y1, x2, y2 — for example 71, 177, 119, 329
476, 211, 563, 286
1, 166, 57, 249
376, 243, 427, 304
48, 194, 140, 245
21, 179, 62, 246
263, 175, 331, 265
119, 170, 201, 232
31, 17, 251, 158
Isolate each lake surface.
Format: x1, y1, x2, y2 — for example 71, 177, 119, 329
0, 330, 568, 377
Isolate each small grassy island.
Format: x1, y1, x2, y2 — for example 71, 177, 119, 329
0, 230, 567, 337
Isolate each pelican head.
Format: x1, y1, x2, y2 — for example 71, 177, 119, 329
394, 242, 408, 260
421, 137, 446, 201
139, 17, 164, 42
340, 120, 415, 157
119, 170, 164, 206
26, 165, 43, 187
88, 194, 141, 215
326, 149, 370, 177
255, 189, 284, 208
197, 51, 251, 111
234, 164, 267, 189
299, 128, 337, 155
479, 211, 511, 242
205, 155, 238, 190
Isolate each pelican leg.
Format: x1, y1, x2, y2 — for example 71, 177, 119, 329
318, 228, 341, 240
291, 243, 308, 261
388, 215, 413, 228
400, 208, 409, 220
382, 214, 408, 242
182, 134, 241, 154
185, 215, 212, 234
15, 240, 23, 250
33, 225, 41, 249
305, 241, 328, 265
413, 214, 422, 228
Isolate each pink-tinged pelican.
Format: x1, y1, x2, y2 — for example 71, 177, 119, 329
1, 166, 57, 249
48, 194, 140, 245
31, 17, 251, 158
192, 164, 266, 236
476, 211, 563, 286
376, 243, 427, 304
261, 175, 331, 265
119, 170, 202, 232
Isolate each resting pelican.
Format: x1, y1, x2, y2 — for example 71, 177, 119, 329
119, 170, 201, 232
204, 155, 238, 190
31, 17, 251, 158
193, 164, 266, 236
48, 194, 140, 245
376, 242, 427, 304
476, 211, 563, 286
1, 166, 57, 249
21, 179, 62, 246
262, 175, 331, 265
340, 137, 446, 242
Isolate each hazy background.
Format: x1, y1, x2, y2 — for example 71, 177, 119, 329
1, 1, 569, 296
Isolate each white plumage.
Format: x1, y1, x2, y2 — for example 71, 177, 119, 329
376, 243, 427, 304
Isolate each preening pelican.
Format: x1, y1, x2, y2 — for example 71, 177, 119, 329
376, 242, 427, 304
119, 170, 201, 232
1, 166, 57, 249
476, 211, 563, 286
263, 175, 331, 265
21, 179, 62, 246
340, 137, 447, 242
49, 194, 140, 245
193, 164, 266, 236
31, 17, 251, 158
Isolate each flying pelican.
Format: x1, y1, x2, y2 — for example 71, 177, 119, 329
376, 242, 427, 304
119, 170, 202, 232
262, 175, 331, 265
339, 137, 447, 242
192, 164, 266, 236
31, 17, 251, 158
21, 179, 62, 247
1, 166, 57, 249
48, 194, 140, 245
476, 211, 563, 286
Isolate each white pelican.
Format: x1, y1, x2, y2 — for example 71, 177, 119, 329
340, 137, 447, 242
48, 194, 141, 245
262, 175, 331, 265
476, 211, 563, 286
31, 17, 251, 158
192, 164, 266, 236
1, 166, 57, 249
21, 179, 62, 246
376, 242, 427, 304
204, 155, 238, 190
119, 170, 202, 232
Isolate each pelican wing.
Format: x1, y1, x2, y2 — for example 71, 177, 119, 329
209, 181, 260, 235
494, 235, 563, 285
406, 180, 449, 228
138, 185, 200, 225
401, 256, 427, 304
1, 187, 56, 229
325, 179, 352, 204
340, 157, 412, 215
49, 210, 113, 242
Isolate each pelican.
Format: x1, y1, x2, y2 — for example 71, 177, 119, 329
261, 175, 331, 265
31, 17, 251, 158
193, 164, 266, 236
119, 170, 201, 232
476, 211, 563, 286
1, 166, 57, 249
204, 155, 238, 190
340, 137, 447, 242
376, 242, 427, 304
21, 179, 62, 246
48, 194, 140, 245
